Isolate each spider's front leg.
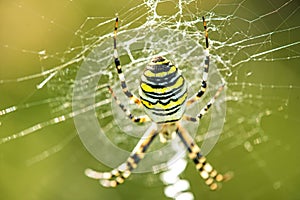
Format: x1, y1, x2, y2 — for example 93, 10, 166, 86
85, 126, 158, 187
113, 17, 141, 106
176, 123, 230, 190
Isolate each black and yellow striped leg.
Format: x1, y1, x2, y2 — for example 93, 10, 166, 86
113, 17, 141, 106
85, 128, 158, 187
176, 123, 226, 190
108, 85, 151, 123
187, 16, 210, 106
183, 84, 224, 122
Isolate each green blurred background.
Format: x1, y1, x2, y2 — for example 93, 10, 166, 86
1, 0, 300, 200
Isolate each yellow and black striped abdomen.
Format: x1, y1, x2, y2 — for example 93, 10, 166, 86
139, 56, 187, 123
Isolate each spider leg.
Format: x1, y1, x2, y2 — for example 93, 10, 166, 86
85, 125, 158, 187
108, 85, 151, 123
183, 84, 224, 122
113, 17, 141, 106
187, 16, 210, 106
176, 123, 229, 190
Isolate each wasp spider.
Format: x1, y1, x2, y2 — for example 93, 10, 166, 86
85, 17, 229, 190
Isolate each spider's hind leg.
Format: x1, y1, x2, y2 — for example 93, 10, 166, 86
187, 16, 210, 106
183, 84, 225, 122
113, 17, 141, 106
108, 85, 151, 123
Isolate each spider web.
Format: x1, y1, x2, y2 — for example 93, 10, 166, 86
1, 0, 300, 200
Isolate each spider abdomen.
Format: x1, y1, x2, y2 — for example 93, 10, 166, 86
139, 56, 188, 123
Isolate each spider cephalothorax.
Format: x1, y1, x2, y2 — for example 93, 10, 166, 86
85, 17, 230, 191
